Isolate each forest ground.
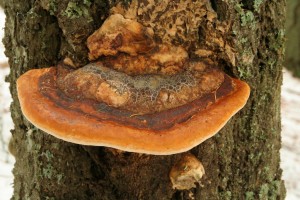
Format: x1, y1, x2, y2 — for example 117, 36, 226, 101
0, 8, 299, 200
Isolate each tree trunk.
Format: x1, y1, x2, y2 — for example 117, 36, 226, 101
4, 0, 286, 199
285, 0, 300, 77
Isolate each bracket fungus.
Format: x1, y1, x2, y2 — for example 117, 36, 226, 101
17, 14, 250, 155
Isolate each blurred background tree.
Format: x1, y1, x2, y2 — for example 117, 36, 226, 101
285, 0, 300, 77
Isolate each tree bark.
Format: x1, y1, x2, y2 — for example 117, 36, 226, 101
285, 0, 300, 77
4, 0, 286, 199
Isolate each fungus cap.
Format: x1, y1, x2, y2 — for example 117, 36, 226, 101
17, 67, 250, 155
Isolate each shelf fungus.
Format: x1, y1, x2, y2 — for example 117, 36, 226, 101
17, 14, 250, 155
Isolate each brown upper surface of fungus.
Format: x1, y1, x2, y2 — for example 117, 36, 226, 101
55, 61, 226, 114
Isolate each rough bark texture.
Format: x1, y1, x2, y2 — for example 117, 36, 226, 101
285, 0, 300, 77
4, 0, 286, 199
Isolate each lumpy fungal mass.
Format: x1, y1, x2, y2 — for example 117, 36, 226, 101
57, 14, 226, 114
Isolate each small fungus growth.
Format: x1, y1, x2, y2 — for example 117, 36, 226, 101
170, 153, 205, 190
